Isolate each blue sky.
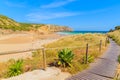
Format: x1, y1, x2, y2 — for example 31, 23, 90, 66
0, 0, 120, 31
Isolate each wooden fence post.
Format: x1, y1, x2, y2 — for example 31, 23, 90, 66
85, 43, 88, 64
42, 48, 46, 70
99, 40, 102, 52
105, 37, 107, 47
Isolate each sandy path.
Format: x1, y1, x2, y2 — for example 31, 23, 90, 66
2, 67, 71, 80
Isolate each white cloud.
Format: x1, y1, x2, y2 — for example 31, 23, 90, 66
4, 1, 25, 8
26, 11, 80, 22
26, 6, 109, 22
41, 0, 76, 8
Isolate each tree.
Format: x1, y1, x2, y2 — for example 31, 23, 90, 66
115, 26, 120, 30
109, 29, 114, 32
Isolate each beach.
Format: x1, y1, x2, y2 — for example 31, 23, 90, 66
0, 32, 62, 62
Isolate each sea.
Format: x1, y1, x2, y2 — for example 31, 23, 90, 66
57, 31, 108, 35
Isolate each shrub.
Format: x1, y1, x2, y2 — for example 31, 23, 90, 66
58, 48, 74, 67
82, 55, 94, 64
7, 60, 23, 77
118, 55, 120, 63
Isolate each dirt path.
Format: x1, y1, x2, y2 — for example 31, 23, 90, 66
67, 39, 120, 80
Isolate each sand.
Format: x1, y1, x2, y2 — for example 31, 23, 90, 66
0, 32, 61, 62
2, 67, 71, 80
0, 33, 61, 44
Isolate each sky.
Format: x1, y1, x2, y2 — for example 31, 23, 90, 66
0, 0, 120, 31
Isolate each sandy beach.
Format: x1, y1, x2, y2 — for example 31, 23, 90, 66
0, 32, 72, 80
0, 32, 62, 62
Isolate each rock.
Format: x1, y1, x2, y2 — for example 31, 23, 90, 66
2, 67, 71, 80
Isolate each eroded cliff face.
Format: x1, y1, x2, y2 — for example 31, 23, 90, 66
39, 24, 72, 32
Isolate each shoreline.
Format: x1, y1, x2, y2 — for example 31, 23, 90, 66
57, 31, 107, 35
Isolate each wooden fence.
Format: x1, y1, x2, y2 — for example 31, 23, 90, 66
41, 38, 109, 70
0, 37, 109, 70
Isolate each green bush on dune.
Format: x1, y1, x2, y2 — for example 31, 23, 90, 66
82, 55, 94, 64
58, 49, 74, 67
7, 60, 23, 77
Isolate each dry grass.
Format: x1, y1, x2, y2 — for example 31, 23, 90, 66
114, 64, 120, 80
0, 34, 108, 78
44, 34, 106, 48
44, 34, 108, 74
0, 59, 15, 78
108, 30, 120, 45
108, 30, 120, 79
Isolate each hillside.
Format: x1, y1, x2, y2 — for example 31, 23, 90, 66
109, 26, 120, 32
108, 26, 120, 45
0, 15, 72, 32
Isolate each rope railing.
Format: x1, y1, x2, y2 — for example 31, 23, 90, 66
0, 38, 109, 70
0, 44, 101, 55
45, 46, 86, 50
0, 39, 107, 55
87, 43, 99, 47
0, 48, 42, 55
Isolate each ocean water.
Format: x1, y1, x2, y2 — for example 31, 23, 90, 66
57, 31, 108, 35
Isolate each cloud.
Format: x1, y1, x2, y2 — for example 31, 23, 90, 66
26, 6, 110, 22
4, 1, 25, 8
41, 0, 76, 8
26, 11, 80, 22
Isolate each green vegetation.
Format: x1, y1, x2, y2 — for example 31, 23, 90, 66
19, 23, 46, 30
0, 14, 72, 32
7, 60, 23, 77
118, 55, 120, 63
58, 49, 74, 67
115, 26, 120, 30
82, 55, 94, 64
109, 26, 120, 32
0, 14, 43, 31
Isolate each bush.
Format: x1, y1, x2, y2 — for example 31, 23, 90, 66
118, 55, 120, 63
7, 60, 23, 77
82, 55, 94, 64
58, 48, 74, 67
